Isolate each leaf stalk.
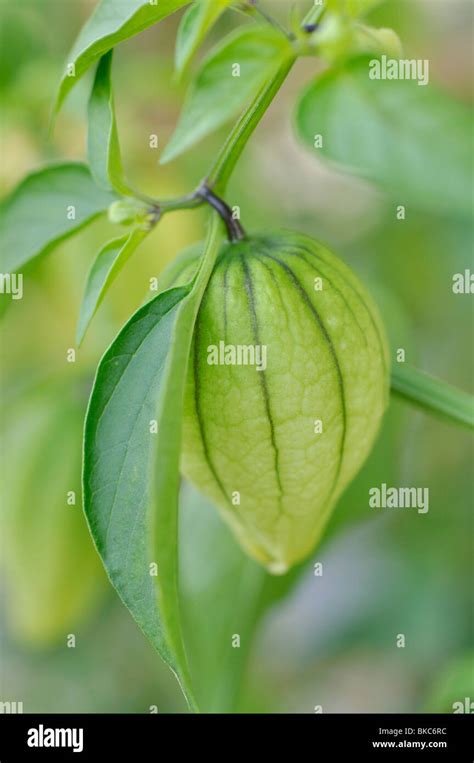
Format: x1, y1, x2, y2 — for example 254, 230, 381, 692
391, 364, 474, 431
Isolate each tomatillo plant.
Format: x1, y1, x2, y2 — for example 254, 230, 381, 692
1, 0, 472, 713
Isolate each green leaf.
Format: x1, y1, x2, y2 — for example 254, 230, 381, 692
179, 482, 266, 711
391, 364, 474, 431
161, 25, 293, 164
179, 481, 311, 711
88, 50, 131, 195
55, 0, 190, 114
0, 163, 117, 273
295, 57, 472, 217
175, 0, 232, 75
76, 228, 147, 346
83, 216, 223, 710
84, 285, 193, 702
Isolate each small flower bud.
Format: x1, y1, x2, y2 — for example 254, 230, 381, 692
108, 198, 150, 226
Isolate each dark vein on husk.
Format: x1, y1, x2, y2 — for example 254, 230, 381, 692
259, 247, 347, 493
240, 254, 285, 515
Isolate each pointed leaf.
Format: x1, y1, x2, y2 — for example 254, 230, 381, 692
55, 0, 190, 114
161, 25, 293, 163
175, 0, 232, 75
83, 217, 223, 710
76, 228, 147, 345
295, 56, 472, 217
88, 50, 132, 195
0, 163, 117, 273
84, 285, 193, 701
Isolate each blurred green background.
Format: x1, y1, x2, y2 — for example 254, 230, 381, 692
0, 0, 472, 713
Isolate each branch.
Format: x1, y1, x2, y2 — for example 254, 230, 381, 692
141, 55, 296, 231
391, 364, 474, 431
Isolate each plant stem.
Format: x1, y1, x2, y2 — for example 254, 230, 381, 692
144, 55, 296, 233
196, 184, 245, 241
146, 184, 245, 242
391, 364, 474, 431
206, 54, 296, 195
158, 190, 202, 213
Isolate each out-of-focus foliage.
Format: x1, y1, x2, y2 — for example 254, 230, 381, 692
425, 653, 474, 712
0, 0, 472, 713
1, 380, 106, 646
296, 57, 472, 217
